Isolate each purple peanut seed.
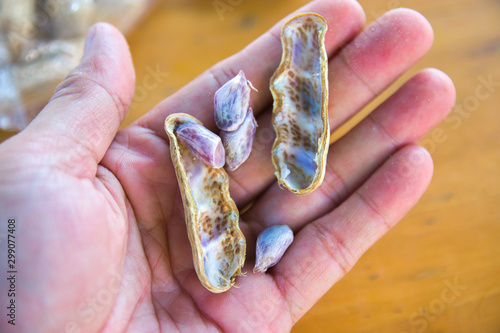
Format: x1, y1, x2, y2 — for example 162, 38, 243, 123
254, 224, 294, 274
214, 70, 255, 132
220, 108, 257, 171
176, 123, 225, 168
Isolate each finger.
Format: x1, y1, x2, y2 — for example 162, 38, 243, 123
244, 68, 455, 229
23, 23, 135, 177
225, 8, 435, 206
272, 144, 434, 323
138, 0, 366, 134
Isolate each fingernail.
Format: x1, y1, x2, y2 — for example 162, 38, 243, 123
84, 26, 96, 52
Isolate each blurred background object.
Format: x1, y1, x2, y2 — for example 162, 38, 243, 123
0, 0, 156, 130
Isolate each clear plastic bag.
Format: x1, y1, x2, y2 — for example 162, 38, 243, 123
0, 0, 156, 131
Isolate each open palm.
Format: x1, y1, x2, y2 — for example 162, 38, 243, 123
0, 1, 456, 332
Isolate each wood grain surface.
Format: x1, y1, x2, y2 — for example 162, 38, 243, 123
2, 0, 499, 332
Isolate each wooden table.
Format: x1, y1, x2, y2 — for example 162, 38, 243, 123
2, 0, 499, 331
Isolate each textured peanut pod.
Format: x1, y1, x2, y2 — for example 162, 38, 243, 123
220, 108, 257, 171
270, 13, 329, 195
176, 123, 225, 169
214, 70, 255, 131
254, 225, 294, 273
42, 0, 94, 38
165, 113, 246, 293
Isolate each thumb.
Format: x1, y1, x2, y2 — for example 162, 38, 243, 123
25, 23, 135, 176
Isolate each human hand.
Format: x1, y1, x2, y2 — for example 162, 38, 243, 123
0, 0, 455, 332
